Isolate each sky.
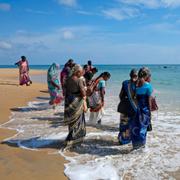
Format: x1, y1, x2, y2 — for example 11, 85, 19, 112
0, 0, 180, 65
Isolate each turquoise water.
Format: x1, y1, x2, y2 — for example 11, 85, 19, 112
1, 64, 180, 110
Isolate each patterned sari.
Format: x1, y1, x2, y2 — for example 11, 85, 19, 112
88, 79, 105, 124
17, 60, 31, 85
64, 78, 86, 146
118, 80, 137, 145
130, 82, 152, 149
47, 63, 63, 105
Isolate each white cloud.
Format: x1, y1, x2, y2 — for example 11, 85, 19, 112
57, 0, 77, 7
0, 3, 11, 11
63, 30, 74, 39
0, 41, 12, 49
102, 7, 140, 21
118, 0, 180, 8
76, 10, 93, 15
162, 0, 180, 8
25, 9, 52, 15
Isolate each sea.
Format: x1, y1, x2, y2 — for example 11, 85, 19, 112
0, 64, 180, 180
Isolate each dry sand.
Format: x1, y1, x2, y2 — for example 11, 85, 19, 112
0, 68, 67, 180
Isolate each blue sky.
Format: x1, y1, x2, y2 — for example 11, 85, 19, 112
0, 0, 180, 64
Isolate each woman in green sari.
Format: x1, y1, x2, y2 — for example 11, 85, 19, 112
47, 63, 63, 106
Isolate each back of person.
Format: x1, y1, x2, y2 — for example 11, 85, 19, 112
65, 77, 80, 96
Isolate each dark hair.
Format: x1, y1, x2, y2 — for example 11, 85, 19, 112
21, 56, 26, 60
129, 68, 138, 78
83, 64, 88, 69
97, 71, 111, 80
68, 59, 74, 64
92, 67, 98, 73
138, 67, 151, 79
87, 60, 92, 66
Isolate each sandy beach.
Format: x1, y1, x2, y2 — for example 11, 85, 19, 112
0, 67, 180, 180
0, 68, 67, 180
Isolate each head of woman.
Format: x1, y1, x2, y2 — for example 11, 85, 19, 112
21, 56, 26, 62
138, 67, 151, 82
130, 69, 138, 82
102, 72, 111, 81
72, 64, 83, 78
48, 63, 59, 75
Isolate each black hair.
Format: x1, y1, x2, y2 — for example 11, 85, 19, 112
92, 67, 98, 73
21, 56, 26, 60
83, 64, 88, 69
87, 60, 92, 66
129, 68, 138, 78
96, 71, 111, 80
67, 59, 74, 64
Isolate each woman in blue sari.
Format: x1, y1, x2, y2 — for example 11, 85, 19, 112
118, 69, 138, 145
130, 67, 153, 149
47, 63, 63, 106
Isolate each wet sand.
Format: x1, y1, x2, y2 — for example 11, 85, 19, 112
0, 68, 67, 180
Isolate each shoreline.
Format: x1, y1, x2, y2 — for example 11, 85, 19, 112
0, 68, 180, 179
0, 68, 67, 180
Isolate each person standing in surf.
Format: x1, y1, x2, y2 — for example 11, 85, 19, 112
130, 67, 153, 149
88, 72, 111, 125
63, 64, 87, 148
15, 56, 32, 86
118, 69, 138, 145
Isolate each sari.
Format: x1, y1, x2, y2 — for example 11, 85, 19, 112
16, 60, 31, 85
118, 80, 137, 145
64, 78, 86, 145
88, 79, 105, 124
130, 82, 152, 149
47, 63, 63, 105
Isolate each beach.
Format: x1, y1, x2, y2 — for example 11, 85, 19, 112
0, 68, 67, 180
0, 66, 180, 180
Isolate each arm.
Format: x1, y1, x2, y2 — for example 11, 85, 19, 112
79, 79, 86, 97
119, 87, 124, 100
26, 60, 29, 71
50, 80, 60, 90
100, 87, 105, 103
15, 61, 20, 66
148, 96, 153, 111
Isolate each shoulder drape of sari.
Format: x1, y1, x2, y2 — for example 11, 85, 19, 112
118, 80, 137, 145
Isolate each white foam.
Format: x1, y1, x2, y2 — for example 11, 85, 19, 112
0, 97, 180, 180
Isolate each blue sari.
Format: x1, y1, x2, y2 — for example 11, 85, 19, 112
130, 82, 152, 149
118, 80, 137, 145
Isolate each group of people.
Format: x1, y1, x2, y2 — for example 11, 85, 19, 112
47, 59, 111, 148
15, 56, 155, 151
118, 67, 154, 150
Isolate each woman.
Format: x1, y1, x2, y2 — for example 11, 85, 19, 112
47, 63, 63, 106
60, 59, 75, 96
118, 69, 138, 145
15, 56, 32, 86
64, 64, 87, 147
130, 67, 153, 149
88, 72, 111, 125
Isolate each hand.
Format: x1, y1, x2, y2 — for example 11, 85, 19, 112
57, 85, 60, 90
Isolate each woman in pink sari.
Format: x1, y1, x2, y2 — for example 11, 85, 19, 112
15, 56, 32, 86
